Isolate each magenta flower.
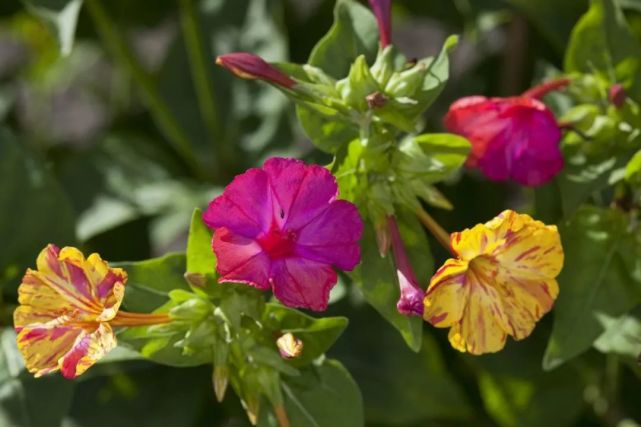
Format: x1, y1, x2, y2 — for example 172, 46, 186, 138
444, 96, 563, 187
216, 52, 296, 89
203, 158, 363, 311
609, 84, 627, 108
368, 0, 392, 48
388, 217, 424, 317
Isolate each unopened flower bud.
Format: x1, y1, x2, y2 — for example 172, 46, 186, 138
213, 365, 229, 402
216, 52, 296, 88
276, 333, 303, 359
366, 91, 388, 109
609, 84, 627, 108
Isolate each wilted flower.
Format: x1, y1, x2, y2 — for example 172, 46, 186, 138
204, 157, 363, 311
276, 333, 303, 359
423, 210, 563, 355
14, 244, 170, 378
444, 95, 563, 187
368, 0, 392, 48
216, 52, 296, 88
388, 217, 424, 317
609, 84, 627, 108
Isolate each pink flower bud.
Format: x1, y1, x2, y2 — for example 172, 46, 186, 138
609, 84, 627, 108
368, 0, 392, 48
388, 217, 424, 317
216, 52, 296, 88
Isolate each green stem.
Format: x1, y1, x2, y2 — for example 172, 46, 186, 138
85, 0, 205, 179
178, 0, 229, 175
416, 207, 455, 256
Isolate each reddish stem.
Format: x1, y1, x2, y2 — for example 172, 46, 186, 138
521, 78, 572, 99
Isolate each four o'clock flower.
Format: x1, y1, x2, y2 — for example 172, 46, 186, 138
216, 52, 296, 89
388, 216, 424, 317
368, 0, 392, 48
14, 245, 171, 378
423, 210, 563, 355
444, 79, 570, 187
203, 157, 363, 311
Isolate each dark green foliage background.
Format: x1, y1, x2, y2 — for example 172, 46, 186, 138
1, 0, 641, 426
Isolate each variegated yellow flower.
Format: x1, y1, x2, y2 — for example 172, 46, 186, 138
423, 210, 563, 355
14, 244, 169, 378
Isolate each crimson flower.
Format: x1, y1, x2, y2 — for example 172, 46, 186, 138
368, 0, 392, 48
444, 96, 563, 187
216, 52, 296, 88
203, 157, 363, 311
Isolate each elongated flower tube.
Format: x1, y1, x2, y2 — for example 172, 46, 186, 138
204, 157, 363, 311
368, 0, 392, 48
445, 79, 570, 187
14, 245, 171, 378
216, 52, 296, 88
388, 217, 424, 317
424, 210, 563, 354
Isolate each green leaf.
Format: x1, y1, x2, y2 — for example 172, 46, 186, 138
186, 208, 216, 277
116, 253, 190, 313
395, 133, 470, 182
259, 359, 363, 427
0, 328, 75, 427
308, 0, 379, 80
543, 206, 641, 369
351, 217, 425, 352
565, 0, 641, 100
295, 107, 358, 154
381, 35, 457, 123
263, 304, 348, 366
0, 128, 76, 295
24, 0, 83, 56
625, 149, 641, 184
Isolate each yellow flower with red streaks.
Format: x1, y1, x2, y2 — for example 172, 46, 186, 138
14, 244, 170, 378
423, 210, 563, 355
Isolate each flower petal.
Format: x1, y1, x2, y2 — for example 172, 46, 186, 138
270, 258, 337, 311
59, 323, 117, 378
295, 200, 363, 270
16, 319, 83, 377
16, 320, 116, 378
423, 259, 469, 327
34, 245, 103, 315
204, 168, 272, 238
448, 286, 508, 355
263, 158, 338, 230
213, 228, 271, 290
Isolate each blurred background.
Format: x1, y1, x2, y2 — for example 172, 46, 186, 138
1, 0, 640, 426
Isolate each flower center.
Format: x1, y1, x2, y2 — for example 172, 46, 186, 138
257, 224, 297, 259
468, 255, 499, 282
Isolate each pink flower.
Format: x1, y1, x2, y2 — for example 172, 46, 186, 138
203, 158, 363, 311
388, 217, 424, 316
368, 0, 392, 48
444, 96, 563, 187
216, 52, 296, 88
609, 84, 627, 108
